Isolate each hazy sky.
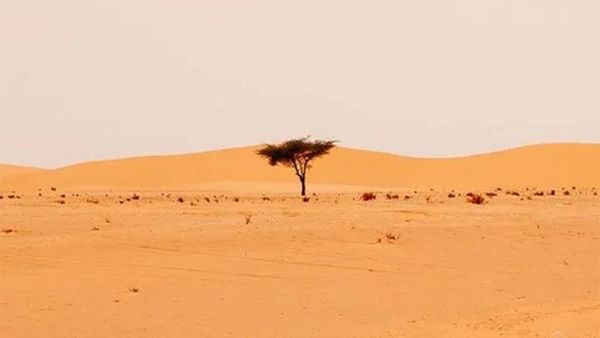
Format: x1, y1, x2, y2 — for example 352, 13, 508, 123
1, 0, 598, 168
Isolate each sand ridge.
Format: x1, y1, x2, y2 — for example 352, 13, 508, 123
1, 143, 599, 191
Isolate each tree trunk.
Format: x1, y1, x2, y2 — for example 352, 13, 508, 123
300, 176, 306, 196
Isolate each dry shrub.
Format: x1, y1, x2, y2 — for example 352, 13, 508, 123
86, 198, 100, 204
204, 197, 210, 203
506, 190, 520, 197
131, 194, 140, 200
466, 193, 485, 205
56, 200, 66, 205
563, 190, 570, 196
50, 187, 57, 191
302, 197, 310, 202
386, 193, 399, 200
245, 215, 252, 225
485, 192, 498, 198
1, 229, 15, 234
377, 232, 398, 243
177, 197, 185, 203
404, 195, 411, 200
360, 192, 376, 201
448, 193, 456, 198
549, 190, 556, 196
7, 195, 15, 199
262, 197, 271, 201
233, 197, 240, 203
533, 191, 544, 196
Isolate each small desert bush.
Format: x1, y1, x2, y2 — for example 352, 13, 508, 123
466, 193, 485, 205
360, 192, 376, 201
302, 197, 310, 202
485, 192, 498, 198
563, 190, 570, 196
533, 191, 544, 196
86, 198, 100, 204
177, 197, 185, 203
386, 193, 399, 200
131, 194, 140, 200
447, 193, 456, 198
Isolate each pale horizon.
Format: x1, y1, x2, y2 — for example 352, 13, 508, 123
1, 0, 599, 168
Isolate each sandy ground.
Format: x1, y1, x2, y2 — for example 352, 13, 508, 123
1, 187, 598, 337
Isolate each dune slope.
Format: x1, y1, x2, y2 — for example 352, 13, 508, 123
0, 164, 46, 180
1, 143, 598, 191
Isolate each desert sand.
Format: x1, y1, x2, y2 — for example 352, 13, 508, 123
1, 143, 599, 337
0, 164, 46, 180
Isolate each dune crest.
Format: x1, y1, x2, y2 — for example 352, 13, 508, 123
1, 143, 598, 191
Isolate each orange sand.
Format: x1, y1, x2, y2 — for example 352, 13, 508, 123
0, 144, 598, 337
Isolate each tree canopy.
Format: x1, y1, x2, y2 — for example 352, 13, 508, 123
257, 137, 337, 196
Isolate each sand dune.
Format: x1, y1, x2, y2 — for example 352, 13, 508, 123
1, 143, 598, 191
0, 164, 45, 179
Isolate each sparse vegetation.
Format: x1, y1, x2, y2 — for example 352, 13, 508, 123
129, 287, 140, 293
245, 215, 252, 225
302, 197, 310, 202
386, 193, 399, 200
377, 232, 398, 243
448, 193, 456, 198
177, 197, 185, 203
466, 193, 485, 205
257, 137, 337, 196
360, 192, 376, 201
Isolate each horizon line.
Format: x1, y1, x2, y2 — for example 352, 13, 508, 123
2, 141, 598, 171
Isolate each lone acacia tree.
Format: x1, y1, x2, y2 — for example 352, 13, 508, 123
257, 137, 337, 196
